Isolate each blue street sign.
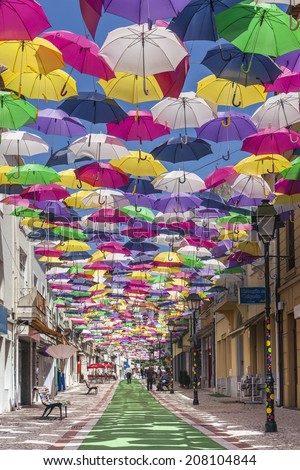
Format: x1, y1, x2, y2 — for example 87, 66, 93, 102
0, 305, 8, 334
239, 287, 266, 304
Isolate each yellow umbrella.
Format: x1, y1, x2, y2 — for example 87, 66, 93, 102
99, 72, 163, 104
233, 154, 291, 176
126, 272, 154, 281
2, 68, 77, 102
0, 166, 16, 184
58, 169, 100, 190
88, 284, 106, 292
21, 218, 56, 229
153, 252, 184, 264
64, 190, 94, 208
218, 229, 248, 241
196, 75, 266, 108
38, 256, 63, 264
110, 151, 167, 177
234, 241, 262, 257
273, 194, 300, 204
0, 38, 65, 75
54, 240, 91, 252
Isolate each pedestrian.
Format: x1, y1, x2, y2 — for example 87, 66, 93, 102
146, 365, 156, 391
125, 366, 132, 384
140, 367, 145, 379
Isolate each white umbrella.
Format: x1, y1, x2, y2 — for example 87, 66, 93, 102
251, 92, 300, 130
46, 344, 77, 359
202, 259, 226, 271
80, 189, 130, 209
99, 23, 188, 94
151, 92, 216, 137
152, 170, 206, 193
0, 131, 49, 156
68, 134, 130, 161
152, 234, 185, 247
177, 246, 212, 258
154, 210, 194, 224
232, 174, 272, 198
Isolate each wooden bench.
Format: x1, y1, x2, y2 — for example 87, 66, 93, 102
83, 379, 98, 394
33, 386, 69, 419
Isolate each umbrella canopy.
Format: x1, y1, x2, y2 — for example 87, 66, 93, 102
151, 91, 216, 132
103, 0, 191, 24
168, 0, 240, 42
107, 110, 170, 144
152, 170, 205, 193
69, 134, 130, 161
75, 162, 129, 188
1, 68, 78, 101
196, 75, 266, 108
55, 240, 91, 252
0, 91, 37, 129
42, 30, 115, 80
251, 92, 300, 129
99, 72, 164, 104
7, 164, 60, 186
20, 184, 69, 201
0, 131, 49, 156
233, 154, 292, 175
0, 0, 51, 41
216, 2, 300, 57
205, 166, 238, 189
46, 344, 77, 359
151, 136, 212, 163
153, 193, 201, 213
196, 111, 257, 142
281, 156, 300, 180
26, 108, 86, 137
232, 174, 272, 198
242, 128, 300, 155
201, 43, 282, 86
79, 0, 102, 39
110, 151, 167, 177
58, 92, 127, 124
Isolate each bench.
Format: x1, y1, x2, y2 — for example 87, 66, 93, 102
83, 379, 98, 394
33, 386, 69, 419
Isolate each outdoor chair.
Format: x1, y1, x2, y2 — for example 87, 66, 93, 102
33, 386, 69, 419
83, 379, 98, 394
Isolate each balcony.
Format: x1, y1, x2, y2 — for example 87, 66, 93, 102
213, 283, 242, 314
17, 287, 47, 325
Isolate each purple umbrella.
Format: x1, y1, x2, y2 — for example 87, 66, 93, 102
211, 240, 233, 258
193, 226, 220, 239
228, 192, 273, 207
275, 50, 300, 73
26, 108, 86, 137
196, 111, 257, 143
154, 193, 201, 213
103, 0, 191, 25
124, 193, 156, 209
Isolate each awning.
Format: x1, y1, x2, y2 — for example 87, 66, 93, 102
31, 320, 63, 339
227, 311, 265, 338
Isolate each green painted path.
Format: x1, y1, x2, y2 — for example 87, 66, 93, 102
79, 380, 225, 450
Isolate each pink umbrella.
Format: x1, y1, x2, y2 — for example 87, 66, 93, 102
264, 66, 300, 94
205, 166, 238, 189
242, 128, 300, 155
107, 110, 170, 144
154, 55, 190, 99
79, 0, 102, 39
0, 0, 51, 40
75, 162, 129, 188
42, 30, 115, 80
87, 209, 128, 223
97, 241, 131, 254
274, 178, 300, 195
35, 248, 64, 257
1, 195, 32, 207
20, 184, 70, 201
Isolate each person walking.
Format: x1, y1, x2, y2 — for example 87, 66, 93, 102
125, 366, 132, 384
146, 365, 156, 391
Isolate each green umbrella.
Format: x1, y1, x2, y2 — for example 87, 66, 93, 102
181, 255, 205, 269
52, 226, 88, 240
120, 205, 155, 222
217, 267, 245, 274
216, 2, 300, 57
66, 265, 85, 274
216, 214, 251, 224
281, 156, 300, 180
0, 91, 37, 129
10, 206, 42, 217
7, 164, 60, 185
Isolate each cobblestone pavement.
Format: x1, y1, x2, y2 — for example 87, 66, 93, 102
0, 380, 299, 450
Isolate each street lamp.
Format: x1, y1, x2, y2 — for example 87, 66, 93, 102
168, 320, 176, 394
157, 333, 162, 364
187, 293, 202, 406
149, 345, 154, 363
255, 199, 278, 433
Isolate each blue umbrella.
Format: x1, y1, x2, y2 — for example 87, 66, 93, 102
124, 241, 159, 252
201, 43, 282, 86
197, 190, 227, 210
151, 136, 212, 163
168, 0, 241, 42
46, 146, 92, 168
60, 252, 91, 260
58, 92, 128, 124
120, 177, 161, 194
27, 228, 59, 241
0, 184, 24, 194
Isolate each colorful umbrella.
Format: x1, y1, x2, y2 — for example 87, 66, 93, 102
7, 164, 60, 186
55, 240, 91, 252
74, 162, 129, 188
0, 91, 37, 129
281, 157, 300, 180
242, 128, 300, 155
205, 166, 238, 189
152, 170, 205, 193
107, 110, 170, 144
151, 136, 212, 163
264, 67, 300, 94
79, 0, 102, 39
68, 134, 130, 161
0, 131, 49, 157
251, 92, 300, 129
110, 152, 167, 177
196, 111, 257, 142
153, 193, 201, 213
26, 108, 86, 137
234, 154, 292, 175
42, 30, 114, 80
232, 174, 272, 198
0, 0, 51, 40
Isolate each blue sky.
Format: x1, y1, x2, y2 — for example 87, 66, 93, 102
32, 0, 269, 179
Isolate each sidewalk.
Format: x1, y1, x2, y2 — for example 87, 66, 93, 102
0, 380, 299, 450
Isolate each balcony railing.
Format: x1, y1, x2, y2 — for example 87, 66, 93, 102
17, 287, 47, 324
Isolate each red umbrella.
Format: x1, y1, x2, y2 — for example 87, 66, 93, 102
79, 0, 102, 39
87, 363, 106, 369
20, 184, 70, 201
75, 162, 129, 188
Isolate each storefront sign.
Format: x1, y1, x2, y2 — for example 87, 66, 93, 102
0, 305, 8, 334
239, 287, 266, 304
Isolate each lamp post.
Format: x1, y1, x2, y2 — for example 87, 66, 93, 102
187, 293, 202, 406
168, 320, 176, 394
255, 199, 278, 433
157, 333, 162, 365
149, 345, 154, 363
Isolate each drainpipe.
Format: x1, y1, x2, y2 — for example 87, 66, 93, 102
275, 227, 283, 406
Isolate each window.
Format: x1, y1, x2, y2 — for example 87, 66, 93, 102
33, 275, 38, 287
19, 248, 27, 291
286, 215, 295, 271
